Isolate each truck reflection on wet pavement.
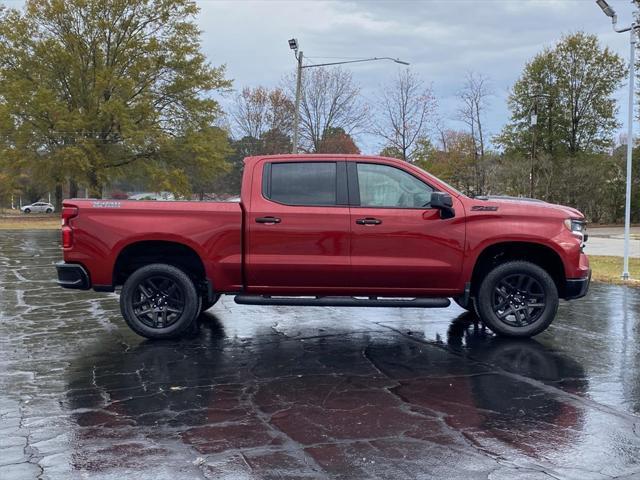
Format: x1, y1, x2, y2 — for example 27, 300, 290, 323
1, 230, 639, 479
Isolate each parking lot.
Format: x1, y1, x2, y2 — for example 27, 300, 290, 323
1, 229, 639, 479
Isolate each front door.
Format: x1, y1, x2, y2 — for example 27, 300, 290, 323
245, 160, 351, 294
348, 162, 465, 295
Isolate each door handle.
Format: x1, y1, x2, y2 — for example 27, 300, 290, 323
255, 216, 281, 224
356, 217, 382, 225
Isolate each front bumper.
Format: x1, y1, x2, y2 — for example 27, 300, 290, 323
564, 269, 591, 300
55, 262, 91, 290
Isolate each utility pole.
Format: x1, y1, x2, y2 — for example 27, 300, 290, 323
595, 0, 637, 280
287, 38, 409, 154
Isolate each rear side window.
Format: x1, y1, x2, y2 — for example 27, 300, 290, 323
265, 162, 338, 206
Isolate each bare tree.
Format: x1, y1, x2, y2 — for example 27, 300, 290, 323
457, 72, 492, 195
374, 69, 437, 161
289, 67, 368, 152
231, 87, 293, 139
231, 86, 294, 154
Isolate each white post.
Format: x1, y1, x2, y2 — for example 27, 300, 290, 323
622, 25, 635, 280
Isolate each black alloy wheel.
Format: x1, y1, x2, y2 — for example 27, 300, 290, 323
120, 263, 199, 339
132, 275, 186, 329
476, 261, 558, 338
491, 273, 546, 327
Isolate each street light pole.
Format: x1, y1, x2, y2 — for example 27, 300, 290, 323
287, 38, 409, 154
595, 0, 637, 280
292, 49, 303, 154
623, 17, 636, 280
530, 101, 538, 198
526, 93, 550, 198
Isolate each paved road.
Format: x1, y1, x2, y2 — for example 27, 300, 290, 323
1, 230, 639, 479
586, 226, 640, 258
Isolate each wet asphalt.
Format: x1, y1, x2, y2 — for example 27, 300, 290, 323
1, 229, 639, 480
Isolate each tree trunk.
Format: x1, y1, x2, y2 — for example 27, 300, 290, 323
87, 171, 102, 198
54, 184, 64, 211
69, 179, 79, 198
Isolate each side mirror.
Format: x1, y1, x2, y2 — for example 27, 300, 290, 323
430, 192, 455, 219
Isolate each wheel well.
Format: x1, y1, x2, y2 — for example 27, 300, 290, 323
470, 242, 566, 297
113, 241, 207, 289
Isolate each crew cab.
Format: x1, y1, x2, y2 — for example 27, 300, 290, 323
56, 155, 591, 339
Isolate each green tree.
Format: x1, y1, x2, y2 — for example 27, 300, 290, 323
0, 0, 231, 206
495, 32, 625, 157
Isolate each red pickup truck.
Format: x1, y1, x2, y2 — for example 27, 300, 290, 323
56, 154, 590, 339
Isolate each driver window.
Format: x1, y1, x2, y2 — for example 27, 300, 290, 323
357, 163, 433, 208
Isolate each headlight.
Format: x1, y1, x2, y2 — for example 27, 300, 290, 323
564, 218, 586, 233
564, 218, 587, 245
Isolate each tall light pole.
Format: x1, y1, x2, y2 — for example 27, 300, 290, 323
287, 38, 409, 154
596, 0, 637, 280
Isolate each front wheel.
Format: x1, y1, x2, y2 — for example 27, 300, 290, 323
46, 208, 53, 214
476, 261, 558, 338
23, 208, 31, 214
120, 263, 200, 339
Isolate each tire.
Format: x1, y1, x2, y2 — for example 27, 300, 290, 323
200, 294, 221, 312
24, 208, 31, 214
46, 208, 53, 214
120, 263, 200, 339
476, 261, 558, 338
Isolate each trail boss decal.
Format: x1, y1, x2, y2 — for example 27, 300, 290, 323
471, 205, 499, 212
92, 201, 121, 208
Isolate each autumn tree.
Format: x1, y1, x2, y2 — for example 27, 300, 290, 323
291, 67, 368, 153
317, 127, 360, 154
414, 131, 477, 194
0, 0, 231, 205
374, 69, 436, 162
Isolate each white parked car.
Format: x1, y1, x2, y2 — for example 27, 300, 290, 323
21, 202, 55, 214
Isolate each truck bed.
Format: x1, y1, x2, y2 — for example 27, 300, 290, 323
62, 199, 244, 291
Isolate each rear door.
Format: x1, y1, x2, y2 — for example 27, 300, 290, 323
348, 161, 465, 294
245, 159, 351, 293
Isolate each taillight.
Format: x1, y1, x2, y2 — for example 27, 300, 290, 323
61, 206, 78, 248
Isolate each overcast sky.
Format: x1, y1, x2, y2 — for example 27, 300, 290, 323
197, 0, 638, 153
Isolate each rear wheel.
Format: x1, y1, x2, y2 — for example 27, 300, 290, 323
120, 263, 199, 339
476, 261, 558, 338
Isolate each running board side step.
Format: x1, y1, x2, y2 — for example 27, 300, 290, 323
234, 295, 451, 308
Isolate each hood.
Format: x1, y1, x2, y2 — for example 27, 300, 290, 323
471, 195, 584, 219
